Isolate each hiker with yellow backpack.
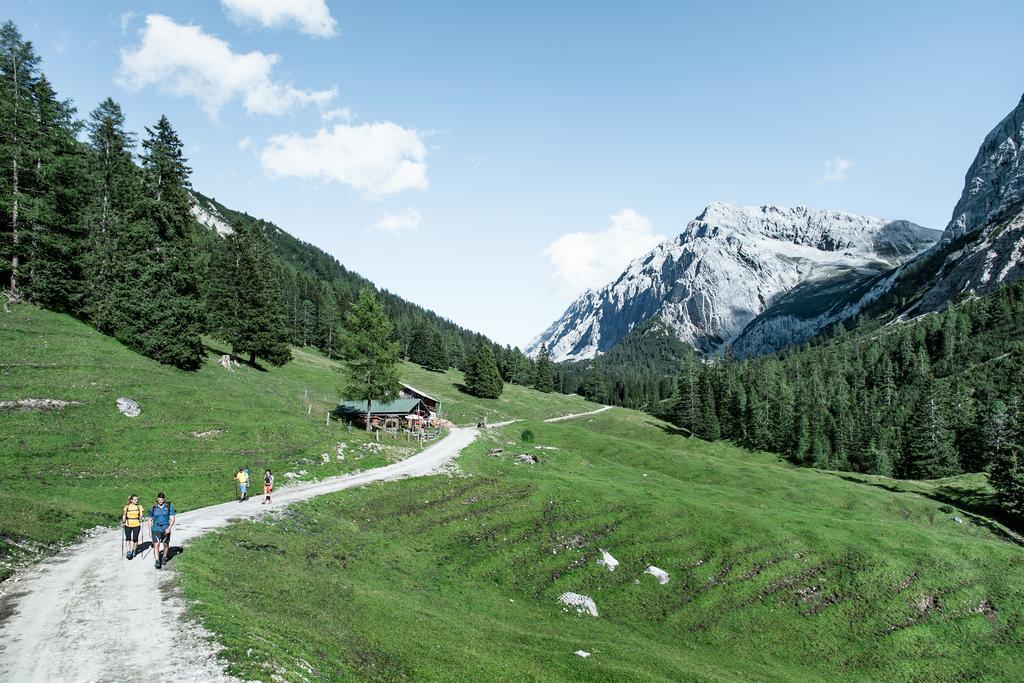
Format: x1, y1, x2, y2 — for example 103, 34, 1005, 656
120, 494, 145, 560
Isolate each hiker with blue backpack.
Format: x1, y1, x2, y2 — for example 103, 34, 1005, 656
149, 492, 175, 569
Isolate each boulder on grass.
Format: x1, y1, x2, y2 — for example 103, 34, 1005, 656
116, 397, 141, 417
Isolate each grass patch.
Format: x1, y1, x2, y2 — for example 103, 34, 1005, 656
178, 409, 1024, 681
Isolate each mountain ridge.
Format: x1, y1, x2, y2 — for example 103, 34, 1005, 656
530, 203, 938, 361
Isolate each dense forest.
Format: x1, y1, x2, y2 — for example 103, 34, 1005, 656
0, 21, 551, 384
559, 282, 1024, 518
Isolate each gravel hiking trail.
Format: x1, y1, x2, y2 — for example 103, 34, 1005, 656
0, 428, 478, 683
0, 407, 614, 682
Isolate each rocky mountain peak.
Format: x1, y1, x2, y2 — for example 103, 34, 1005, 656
529, 203, 938, 361
943, 93, 1024, 243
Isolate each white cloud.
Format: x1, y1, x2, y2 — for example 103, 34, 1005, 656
118, 14, 336, 118
238, 136, 253, 151
221, 0, 338, 38
544, 209, 665, 294
821, 157, 855, 184
119, 11, 138, 35
260, 122, 428, 198
372, 209, 422, 234
321, 106, 353, 122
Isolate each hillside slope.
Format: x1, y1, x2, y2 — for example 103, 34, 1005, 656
0, 306, 595, 579
178, 410, 1024, 681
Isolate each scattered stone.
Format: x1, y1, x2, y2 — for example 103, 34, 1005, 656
487, 448, 504, 455
914, 594, 941, 615
515, 453, 539, 464
321, 453, 330, 464
190, 429, 225, 438
116, 397, 141, 417
952, 515, 965, 524
972, 599, 997, 623
597, 549, 619, 572
534, 445, 559, 451
0, 398, 81, 412
645, 566, 670, 585
575, 651, 591, 658
218, 354, 233, 370
558, 592, 598, 617
335, 442, 347, 455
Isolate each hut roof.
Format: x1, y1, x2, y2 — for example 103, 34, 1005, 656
335, 399, 425, 419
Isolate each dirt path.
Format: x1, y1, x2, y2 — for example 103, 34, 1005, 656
0, 408, 614, 682
0, 428, 478, 683
543, 405, 612, 423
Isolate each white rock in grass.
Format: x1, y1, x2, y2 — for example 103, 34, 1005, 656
559, 592, 598, 617
645, 566, 670, 585
597, 549, 619, 572
575, 650, 591, 658
116, 397, 141, 417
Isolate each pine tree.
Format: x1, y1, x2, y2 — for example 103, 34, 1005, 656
671, 352, 699, 434
580, 364, 608, 403
694, 369, 721, 440
409, 318, 448, 371
20, 74, 88, 311
83, 98, 138, 331
316, 282, 342, 357
122, 115, 203, 369
899, 380, 959, 479
339, 287, 401, 430
533, 343, 555, 393
227, 221, 291, 366
0, 21, 41, 302
464, 337, 503, 399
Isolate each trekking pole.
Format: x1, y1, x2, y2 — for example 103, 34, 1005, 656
120, 524, 125, 559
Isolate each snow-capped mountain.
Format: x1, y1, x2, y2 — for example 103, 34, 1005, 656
529, 203, 939, 361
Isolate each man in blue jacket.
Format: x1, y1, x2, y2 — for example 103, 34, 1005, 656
149, 492, 176, 569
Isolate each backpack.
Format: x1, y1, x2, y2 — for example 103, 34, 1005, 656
150, 502, 173, 528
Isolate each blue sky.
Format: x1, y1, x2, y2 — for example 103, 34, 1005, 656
9, 1, 1024, 346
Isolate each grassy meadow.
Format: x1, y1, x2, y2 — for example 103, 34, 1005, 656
178, 409, 1024, 681
0, 305, 600, 579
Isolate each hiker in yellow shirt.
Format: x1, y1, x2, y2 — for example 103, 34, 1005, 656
234, 467, 250, 502
120, 494, 144, 560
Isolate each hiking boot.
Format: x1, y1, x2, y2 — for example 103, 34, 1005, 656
155, 558, 162, 569
126, 551, 133, 560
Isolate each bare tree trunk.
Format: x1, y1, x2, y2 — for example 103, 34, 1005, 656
365, 398, 372, 432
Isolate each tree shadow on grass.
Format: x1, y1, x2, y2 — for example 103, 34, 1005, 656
828, 472, 1024, 545
202, 344, 267, 372
646, 420, 692, 437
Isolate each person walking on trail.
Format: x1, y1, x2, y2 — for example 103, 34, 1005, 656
235, 467, 250, 502
262, 470, 274, 505
149, 493, 175, 569
121, 494, 144, 560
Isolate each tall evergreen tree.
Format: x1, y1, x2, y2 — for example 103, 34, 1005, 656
533, 343, 555, 393
409, 318, 448, 371
339, 287, 401, 430
0, 21, 41, 301
899, 380, 959, 479
464, 337, 503, 398
121, 115, 203, 369
225, 221, 291, 366
84, 98, 138, 332
20, 74, 87, 311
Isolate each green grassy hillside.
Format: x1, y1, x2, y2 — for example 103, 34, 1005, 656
178, 409, 1024, 681
0, 306, 595, 578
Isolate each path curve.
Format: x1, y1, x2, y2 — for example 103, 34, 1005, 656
0, 428, 478, 683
